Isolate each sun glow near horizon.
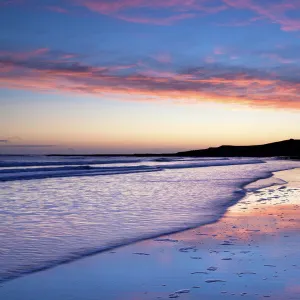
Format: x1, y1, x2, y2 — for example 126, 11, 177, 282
0, 0, 300, 154
1, 90, 299, 154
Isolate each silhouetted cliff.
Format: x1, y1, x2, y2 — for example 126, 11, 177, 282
176, 139, 300, 157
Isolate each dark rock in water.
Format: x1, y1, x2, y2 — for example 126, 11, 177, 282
205, 279, 226, 283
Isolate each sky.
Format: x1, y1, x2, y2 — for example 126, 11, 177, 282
0, 0, 300, 154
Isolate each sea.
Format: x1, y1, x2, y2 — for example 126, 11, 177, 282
1, 155, 300, 282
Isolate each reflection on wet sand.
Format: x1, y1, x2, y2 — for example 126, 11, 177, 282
0, 169, 299, 300
144, 170, 300, 246
169, 187, 300, 243
135, 169, 300, 299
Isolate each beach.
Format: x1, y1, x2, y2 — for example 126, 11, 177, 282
2, 0, 300, 298
0, 167, 299, 300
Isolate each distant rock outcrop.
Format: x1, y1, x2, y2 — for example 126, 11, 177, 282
176, 139, 300, 157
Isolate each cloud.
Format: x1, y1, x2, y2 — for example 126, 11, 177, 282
0, 48, 49, 61
0, 144, 56, 147
216, 16, 264, 28
115, 12, 196, 25
0, 136, 56, 148
70, 0, 300, 30
0, 136, 23, 144
2, 0, 300, 30
68, 0, 227, 25
256, 45, 300, 65
262, 53, 294, 64
1, 48, 300, 109
76, 0, 227, 14
223, 0, 300, 31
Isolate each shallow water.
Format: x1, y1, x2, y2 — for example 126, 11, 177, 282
1, 169, 299, 300
0, 156, 299, 282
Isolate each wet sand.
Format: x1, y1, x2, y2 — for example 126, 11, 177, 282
0, 168, 299, 300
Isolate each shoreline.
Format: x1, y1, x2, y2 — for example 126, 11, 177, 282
0, 168, 299, 299
0, 166, 295, 284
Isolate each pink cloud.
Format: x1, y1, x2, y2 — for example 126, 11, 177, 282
1, 48, 300, 109
223, 0, 300, 31
217, 16, 264, 27
74, 0, 226, 24
73, 0, 300, 30
32, 48, 49, 55
76, 0, 226, 14
115, 12, 196, 25
4, 0, 300, 30
61, 54, 78, 59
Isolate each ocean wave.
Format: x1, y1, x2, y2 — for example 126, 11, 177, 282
0, 158, 264, 182
0, 157, 142, 168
